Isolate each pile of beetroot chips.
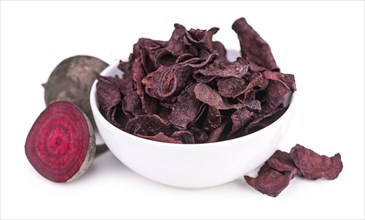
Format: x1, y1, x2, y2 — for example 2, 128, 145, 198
245, 144, 343, 197
96, 17, 296, 143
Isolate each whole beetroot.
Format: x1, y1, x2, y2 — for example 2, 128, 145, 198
43, 55, 108, 128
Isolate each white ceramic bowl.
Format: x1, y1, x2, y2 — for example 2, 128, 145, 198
90, 63, 296, 189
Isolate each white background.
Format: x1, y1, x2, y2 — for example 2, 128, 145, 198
1, 1, 364, 219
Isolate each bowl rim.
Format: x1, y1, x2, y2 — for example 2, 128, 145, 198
90, 63, 296, 150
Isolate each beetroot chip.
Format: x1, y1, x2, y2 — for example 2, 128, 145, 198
171, 130, 195, 144
96, 75, 122, 122
290, 144, 343, 180
158, 65, 192, 98
244, 164, 291, 197
267, 150, 299, 178
169, 84, 202, 129
132, 37, 167, 70
245, 106, 288, 134
194, 83, 241, 110
265, 80, 291, 110
207, 120, 228, 143
263, 71, 296, 92
182, 53, 216, 69
185, 27, 219, 53
131, 57, 157, 114
190, 127, 208, 143
118, 59, 132, 76
229, 108, 255, 136
125, 114, 169, 135
245, 145, 343, 197
142, 65, 192, 99
166, 23, 187, 56
154, 48, 176, 67
241, 99, 262, 112
195, 57, 249, 79
122, 91, 142, 117
217, 77, 247, 98
201, 106, 222, 132
141, 66, 165, 99
213, 41, 228, 63
232, 17, 279, 71
241, 73, 269, 99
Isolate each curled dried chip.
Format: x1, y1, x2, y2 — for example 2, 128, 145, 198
229, 108, 255, 137
232, 17, 279, 71
217, 77, 247, 98
158, 65, 192, 98
169, 84, 202, 129
290, 144, 343, 180
190, 127, 208, 143
185, 27, 219, 53
207, 120, 228, 143
241, 73, 269, 99
122, 91, 142, 117
195, 57, 249, 79
212, 41, 228, 63
201, 106, 222, 132
131, 57, 157, 114
125, 114, 169, 136
171, 130, 195, 144
267, 150, 299, 178
166, 23, 187, 56
244, 164, 291, 197
245, 106, 288, 134
265, 80, 291, 110
96, 75, 122, 122
142, 65, 192, 99
262, 71, 296, 91
194, 83, 243, 110
240, 99, 262, 112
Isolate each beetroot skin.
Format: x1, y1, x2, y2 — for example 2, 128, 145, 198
25, 101, 96, 182
43, 55, 108, 128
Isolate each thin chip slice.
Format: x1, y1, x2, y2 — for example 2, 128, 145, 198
217, 77, 247, 98
232, 17, 279, 71
229, 108, 255, 137
201, 106, 222, 132
195, 57, 250, 79
267, 150, 299, 178
290, 144, 343, 180
194, 83, 242, 110
207, 120, 228, 143
244, 164, 291, 197
125, 114, 169, 136
170, 84, 202, 129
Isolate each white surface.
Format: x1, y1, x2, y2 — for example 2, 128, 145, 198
91, 63, 295, 189
1, 1, 364, 219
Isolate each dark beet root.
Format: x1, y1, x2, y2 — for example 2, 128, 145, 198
25, 101, 96, 182
43, 55, 108, 128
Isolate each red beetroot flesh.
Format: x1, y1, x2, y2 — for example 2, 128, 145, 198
25, 101, 95, 182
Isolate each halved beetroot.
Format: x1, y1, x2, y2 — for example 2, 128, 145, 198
25, 101, 95, 182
